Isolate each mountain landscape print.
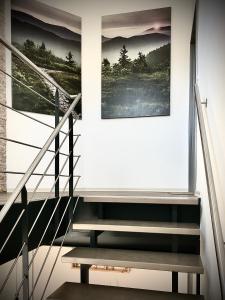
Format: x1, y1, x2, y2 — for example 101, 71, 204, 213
11, 0, 81, 116
102, 8, 171, 119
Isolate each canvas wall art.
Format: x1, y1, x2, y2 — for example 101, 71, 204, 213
11, 0, 81, 116
102, 8, 171, 119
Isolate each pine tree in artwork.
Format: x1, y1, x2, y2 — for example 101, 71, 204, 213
39, 42, 46, 50
66, 51, 75, 65
118, 45, 131, 68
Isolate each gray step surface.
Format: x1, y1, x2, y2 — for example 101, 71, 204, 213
73, 219, 200, 236
47, 282, 204, 300
62, 247, 204, 274
74, 190, 199, 205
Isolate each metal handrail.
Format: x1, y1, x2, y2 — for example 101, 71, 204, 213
0, 36, 73, 99
195, 84, 225, 299
0, 93, 81, 224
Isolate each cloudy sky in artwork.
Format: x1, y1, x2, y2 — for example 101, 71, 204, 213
12, 0, 81, 34
102, 7, 171, 38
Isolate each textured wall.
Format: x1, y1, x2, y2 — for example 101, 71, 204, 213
0, 1, 6, 192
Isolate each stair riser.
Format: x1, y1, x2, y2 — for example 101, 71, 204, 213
73, 201, 201, 224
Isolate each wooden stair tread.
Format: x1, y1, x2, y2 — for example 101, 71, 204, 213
47, 282, 204, 300
73, 219, 200, 236
74, 190, 199, 205
62, 247, 204, 274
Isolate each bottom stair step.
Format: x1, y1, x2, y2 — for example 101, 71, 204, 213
47, 282, 204, 300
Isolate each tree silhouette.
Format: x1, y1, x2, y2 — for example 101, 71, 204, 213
66, 51, 75, 65
24, 39, 35, 51
102, 58, 111, 76
102, 58, 110, 67
132, 52, 148, 72
118, 45, 131, 68
39, 42, 46, 50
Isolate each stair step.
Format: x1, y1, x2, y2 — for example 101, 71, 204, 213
47, 282, 204, 300
54, 231, 199, 253
75, 190, 199, 205
62, 247, 204, 274
73, 219, 200, 236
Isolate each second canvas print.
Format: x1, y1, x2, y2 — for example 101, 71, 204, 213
102, 8, 171, 119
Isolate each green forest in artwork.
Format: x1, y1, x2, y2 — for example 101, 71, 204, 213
102, 43, 170, 119
12, 40, 81, 115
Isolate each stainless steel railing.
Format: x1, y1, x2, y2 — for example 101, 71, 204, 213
195, 84, 225, 299
0, 93, 81, 224
0, 37, 82, 300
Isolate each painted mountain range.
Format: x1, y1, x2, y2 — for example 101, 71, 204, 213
12, 10, 81, 64
102, 31, 170, 64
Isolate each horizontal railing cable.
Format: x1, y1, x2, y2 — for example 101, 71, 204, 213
0, 101, 69, 136
15, 166, 80, 297
29, 181, 80, 299
0, 132, 78, 257
41, 196, 80, 300
27, 143, 80, 238
0, 108, 79, 259
28, 165, 79, 238
0, 36, 82, 298
0, 167, 80, 294
0, 136, 77, 158
27, 137, 80, 207
0, 93, 81, 224
0, 170, 80, 295
2, 171, 72, 177
0, 101, 81, 138
0, 119, 81, 294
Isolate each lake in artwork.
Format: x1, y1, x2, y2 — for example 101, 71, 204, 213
102, 8, 171, 119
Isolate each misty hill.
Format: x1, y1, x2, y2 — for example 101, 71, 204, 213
102, 33, 170, 64
12, 10, 81, 64
12, 10, 81, 42
146, 43, 170, 71
103, 33, 169, 45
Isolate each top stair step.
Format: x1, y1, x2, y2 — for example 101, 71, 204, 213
75, 190, 199, 205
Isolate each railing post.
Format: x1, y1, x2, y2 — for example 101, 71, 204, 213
55, 89, 60, 199
54, 89, 60, 232
172, 205, 178, 293
21, 186, 29, 300
188, 43, 197, 193
68, 112, 74, 225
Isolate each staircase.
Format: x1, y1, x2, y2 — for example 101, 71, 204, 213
48, 190, 204, 299
0, 34, 225, 299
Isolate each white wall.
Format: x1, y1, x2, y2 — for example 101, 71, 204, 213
196, 0, 225, 235
196, 0, 225, 298
6, 0, 196, 191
